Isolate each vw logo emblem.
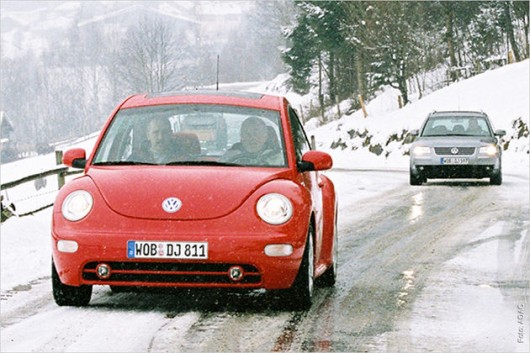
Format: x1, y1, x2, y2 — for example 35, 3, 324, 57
162, 197, 182, 213
451, 147, 459, 155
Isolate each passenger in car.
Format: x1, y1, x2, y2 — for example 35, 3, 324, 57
467, 118, 485, 135
223, 117, 283, 165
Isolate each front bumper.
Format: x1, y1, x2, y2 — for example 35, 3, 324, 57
410, 153, 501, 179
411, 164, 498, 179
52, 221, 307, 290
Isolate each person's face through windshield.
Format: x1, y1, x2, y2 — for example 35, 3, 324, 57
147, 118, 172, 154
240, 118, 268, 154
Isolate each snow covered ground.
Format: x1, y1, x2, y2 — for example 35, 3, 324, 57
1, 60, 528, 352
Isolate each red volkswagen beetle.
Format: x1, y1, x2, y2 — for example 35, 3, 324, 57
52, 91, 337, 309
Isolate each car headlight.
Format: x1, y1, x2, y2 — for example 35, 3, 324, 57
479, 145, 497, 156
412, 146, 431, 156
62, 190, 93, 221
256, 193, 293, 225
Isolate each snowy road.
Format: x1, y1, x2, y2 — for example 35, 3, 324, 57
1, 169, 529, 352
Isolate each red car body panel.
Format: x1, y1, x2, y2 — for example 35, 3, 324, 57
52, 91, 336, 294
87, 167, 293, 220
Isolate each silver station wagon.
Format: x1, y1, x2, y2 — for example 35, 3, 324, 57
409, 111, 506, 185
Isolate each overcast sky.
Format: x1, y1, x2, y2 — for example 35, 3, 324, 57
0, 1, 62, 11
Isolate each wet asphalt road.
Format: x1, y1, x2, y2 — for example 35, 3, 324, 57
1, 170, 528, 352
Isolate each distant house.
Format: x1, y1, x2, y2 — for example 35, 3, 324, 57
1, 111, 17, 163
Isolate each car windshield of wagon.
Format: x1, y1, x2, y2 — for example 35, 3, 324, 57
421, 116, 492, 137
92, 104, 288, 168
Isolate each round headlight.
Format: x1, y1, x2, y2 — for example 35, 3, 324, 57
256, 193, 293, 225
62, 190, 93, 221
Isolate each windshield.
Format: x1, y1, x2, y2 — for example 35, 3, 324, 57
421, 116, 492, 137
92, 104, 287, 167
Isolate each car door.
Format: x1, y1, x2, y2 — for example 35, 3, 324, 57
288, 107, 325, 261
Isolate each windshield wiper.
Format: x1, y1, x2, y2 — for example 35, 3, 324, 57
92, 161, 157, 166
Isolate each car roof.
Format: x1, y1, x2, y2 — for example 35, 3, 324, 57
428, 110, 488, 118
119, 90, 286, 111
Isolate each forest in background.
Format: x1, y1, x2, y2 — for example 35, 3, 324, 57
284, 1, 529, 121
0, 0, 528, 157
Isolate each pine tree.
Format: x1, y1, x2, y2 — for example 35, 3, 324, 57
282, 11, 318, 94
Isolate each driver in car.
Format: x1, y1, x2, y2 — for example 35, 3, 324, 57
467, 118, 485, 135
129, 117, 182, 164
223, 116, 283, 166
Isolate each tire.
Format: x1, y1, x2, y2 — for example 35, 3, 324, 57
410, 171, 424, 185
52, 260, 92, 306
280, 225, 315, 310
490, 172, 502, 185
490, 162, 502, 185
317, 224, 337, 288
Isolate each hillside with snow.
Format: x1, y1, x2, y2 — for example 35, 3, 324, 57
297, 59, 530, 173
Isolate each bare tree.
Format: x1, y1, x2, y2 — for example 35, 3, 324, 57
117, 17, 182, 93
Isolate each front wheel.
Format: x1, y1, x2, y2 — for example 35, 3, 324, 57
409, 171, 424, 185
52, 260, 92, 306
490, 171, 502, 185
278, 225, 315, 310
317, 225, 337, 288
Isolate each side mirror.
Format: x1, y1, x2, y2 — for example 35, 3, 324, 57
298, 150, 333, 172
63, 148, 87, 169
494, 129, 506, 137
410, 129, 419, 137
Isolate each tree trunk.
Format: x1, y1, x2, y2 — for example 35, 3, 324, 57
328, 50, 336, 106
396, 75, 409, 106
503, 2, 522, 62
443, 3, 459, 81
415, 75, 423, 100
318, 54, 325, 123
355, 49, 366, 99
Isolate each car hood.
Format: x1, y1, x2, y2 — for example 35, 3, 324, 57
415, 136, 497, 146
87, 167, 291, 220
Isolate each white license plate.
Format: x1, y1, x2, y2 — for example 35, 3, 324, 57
441, 157, 469, 165
127, 241, 208, 259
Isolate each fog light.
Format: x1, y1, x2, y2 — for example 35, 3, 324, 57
228, 266, 244, 281
264, 244, 294, 257
96, 263, 111, 279
57, 240, 78, 253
